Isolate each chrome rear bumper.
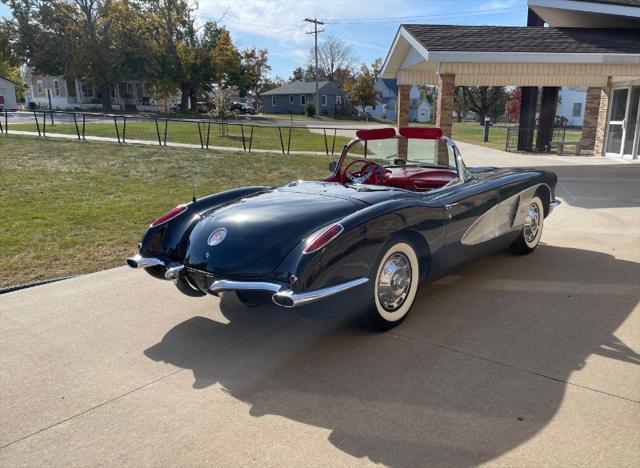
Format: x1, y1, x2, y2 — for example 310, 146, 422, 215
126, 254, 165, 269
211, 277, 369, 308
127, 255, 369, 307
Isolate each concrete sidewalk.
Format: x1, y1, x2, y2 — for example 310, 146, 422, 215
1, 145, 639, 466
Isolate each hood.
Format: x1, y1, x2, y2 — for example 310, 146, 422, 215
185, 181, 406, 277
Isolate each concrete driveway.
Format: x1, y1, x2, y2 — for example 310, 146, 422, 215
1, 144, 639, 467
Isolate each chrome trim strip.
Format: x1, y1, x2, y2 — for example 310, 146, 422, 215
272, 277, 369, 308
209, 280, 283, 294
126, 254, 166, 269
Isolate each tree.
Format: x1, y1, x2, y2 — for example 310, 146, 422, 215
345, 64, 378, 111
308, 35, 356, 88
0, 18, 26, 99
505, 87, 522, 122
454, 87, 469, 123
461, 86, 509, 124
289, 66, 307, 82
6, 0, 154, 110
148, 1, 241, 112
234, 47, 270, 100
370, 57, 383, 82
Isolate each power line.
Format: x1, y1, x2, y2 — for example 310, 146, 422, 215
322, 7, 521, 24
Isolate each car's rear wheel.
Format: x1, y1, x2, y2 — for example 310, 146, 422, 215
366, 240, 420, 331
510, 195, 544, 255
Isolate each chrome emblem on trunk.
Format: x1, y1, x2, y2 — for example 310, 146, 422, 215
207, 228, 227, 246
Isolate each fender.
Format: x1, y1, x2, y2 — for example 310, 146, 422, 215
275, 198, 446, 292
139, 186, 269, 266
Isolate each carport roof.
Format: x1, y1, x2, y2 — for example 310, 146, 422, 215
401, 25, 640, 54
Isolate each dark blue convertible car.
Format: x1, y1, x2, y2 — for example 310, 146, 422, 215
128, 127, 560, 330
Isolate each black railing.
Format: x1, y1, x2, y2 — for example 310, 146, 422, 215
505, 126, 567, 152
0, 109, 355, 155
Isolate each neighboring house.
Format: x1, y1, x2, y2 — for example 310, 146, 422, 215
0, 76, 18, 110
556, 86, 587, 127
367, 79, 432, 122
24, 69, 160, 112
261, 80, 347, 115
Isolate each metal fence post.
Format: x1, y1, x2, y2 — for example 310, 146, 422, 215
113, 116, 120, 143
323, 129, 329, 155
483, 117, 490, 142
240, 124, 246, 151
197, 121, 204, 149
206, 122, 211, 149
33, 111, 40, 136
82, 114, 86, 140
42, 111, 46, 136
248, 126, 254, 152
73, 113, 81, 140
122, 116, 127, 143
154, 118, 162, 146
286, 127, 292, 155
163, 120, 168, 146
277, 127, 285, 154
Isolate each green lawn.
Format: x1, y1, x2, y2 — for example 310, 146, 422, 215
0, 136, 333, 287
8, 120, 352, 153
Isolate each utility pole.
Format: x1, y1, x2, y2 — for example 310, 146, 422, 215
304, 18, 324, 118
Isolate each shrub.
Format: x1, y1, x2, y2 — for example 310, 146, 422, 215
305, 101, 316, 117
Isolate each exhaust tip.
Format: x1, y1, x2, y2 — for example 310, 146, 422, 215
126, 258, 138, 268
272, 293, 295, 308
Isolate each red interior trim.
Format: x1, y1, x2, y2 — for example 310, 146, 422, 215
399, 127, 443, 139
355, 127, 396, 140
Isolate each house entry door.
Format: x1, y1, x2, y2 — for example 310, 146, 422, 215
606, 87, 640, 159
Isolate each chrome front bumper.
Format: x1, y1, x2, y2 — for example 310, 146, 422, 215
549, 199, 561, 213
126, 255, 369, 308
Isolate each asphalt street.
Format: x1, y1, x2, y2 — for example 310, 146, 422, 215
1, 144, 639, 466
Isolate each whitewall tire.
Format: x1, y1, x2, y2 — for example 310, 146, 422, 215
367, 241, 420, 330
510, 195, 544, 255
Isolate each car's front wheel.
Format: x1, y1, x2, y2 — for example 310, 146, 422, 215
366, 240, 420, 331
510, 195, 545, 255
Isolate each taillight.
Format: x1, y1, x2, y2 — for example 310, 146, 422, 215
150, 204, 187, 227
303, 223, 344, 254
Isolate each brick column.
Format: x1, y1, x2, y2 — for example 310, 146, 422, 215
397, 84, 410, 157
580, 87, 602, 152
436, 74, 455, 164
594, 77, 612, 157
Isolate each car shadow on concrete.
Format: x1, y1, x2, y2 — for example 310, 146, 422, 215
144, 245, 639, 466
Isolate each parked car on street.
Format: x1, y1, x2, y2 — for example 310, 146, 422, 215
128, 127, 559, 330
231, 102, 256, 115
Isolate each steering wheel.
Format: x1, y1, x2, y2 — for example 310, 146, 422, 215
341, 159, 387, 185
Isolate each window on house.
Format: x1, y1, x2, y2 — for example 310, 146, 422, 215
81, 82, 94, 98
36, 80, 44, 95
321, 95, 327, 107
53, 80, 60, 97
572, 102, 582, 117
300, 95, 306, 105
272, 95, 277, 107
289, 95, 294, 104
336, 95, 342, 105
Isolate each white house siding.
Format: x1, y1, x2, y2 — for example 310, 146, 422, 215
0, 77, 18, 109
556, 87, 587, 127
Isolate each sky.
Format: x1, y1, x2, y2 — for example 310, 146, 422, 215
0, 0, 529, 79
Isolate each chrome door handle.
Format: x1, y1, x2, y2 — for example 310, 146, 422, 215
445, 203, 459, 210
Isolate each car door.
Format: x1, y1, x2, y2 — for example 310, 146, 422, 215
437, 177, 500, 268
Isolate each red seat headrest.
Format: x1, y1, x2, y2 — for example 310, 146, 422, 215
355, 127, 397, 140
399, 127, 443, 139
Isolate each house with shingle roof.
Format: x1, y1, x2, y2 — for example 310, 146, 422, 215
261, 80, 347, 115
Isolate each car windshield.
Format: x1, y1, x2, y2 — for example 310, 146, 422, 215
338, 136, 458, 170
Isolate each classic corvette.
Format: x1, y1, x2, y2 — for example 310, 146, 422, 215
127, 127, 560, 330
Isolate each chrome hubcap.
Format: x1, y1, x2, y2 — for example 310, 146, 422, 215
377, 252, 412, 312
524, 202, 540, 243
